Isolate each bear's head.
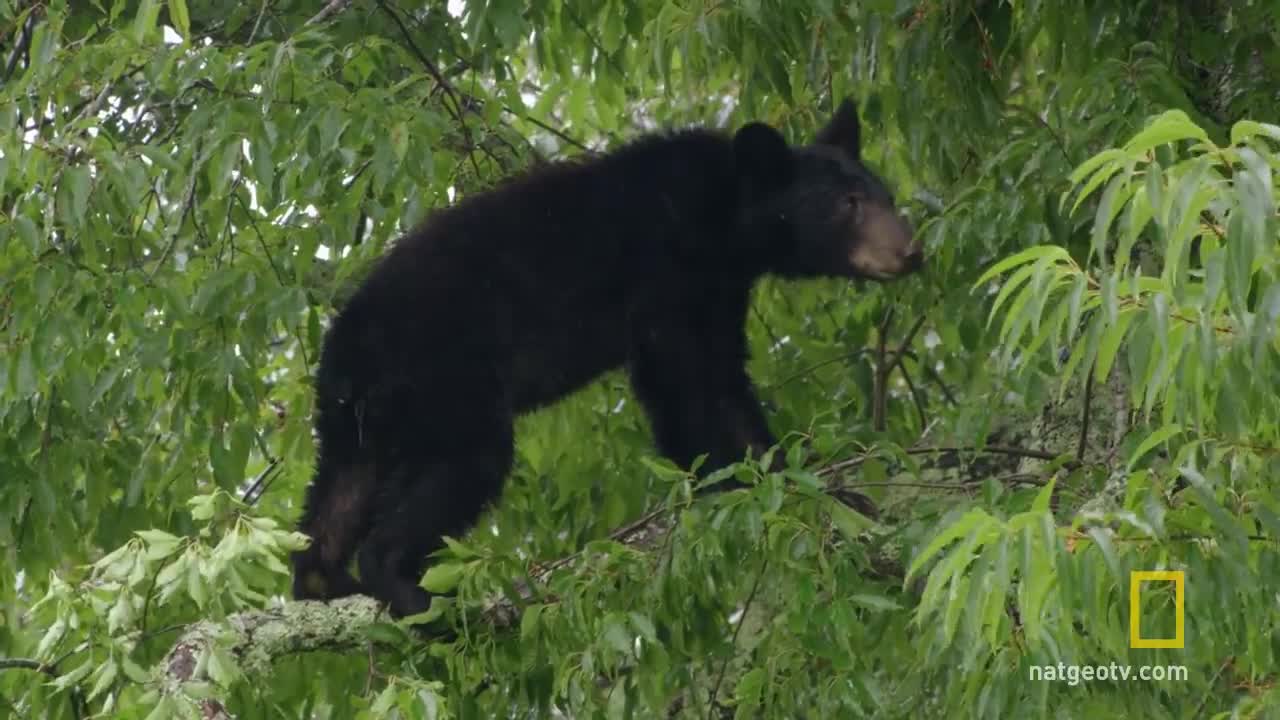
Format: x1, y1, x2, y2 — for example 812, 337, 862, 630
733, 98, 923, 281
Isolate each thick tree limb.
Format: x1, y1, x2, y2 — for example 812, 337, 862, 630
156, 596, 382, 720
151, 510, 680, 716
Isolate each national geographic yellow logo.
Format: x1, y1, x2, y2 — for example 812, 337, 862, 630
1129, 571, 1184, 649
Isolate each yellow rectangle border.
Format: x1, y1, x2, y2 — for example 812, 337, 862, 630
1130, 570, 1184, 649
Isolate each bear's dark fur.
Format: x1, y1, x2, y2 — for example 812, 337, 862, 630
291, 98, 923, 618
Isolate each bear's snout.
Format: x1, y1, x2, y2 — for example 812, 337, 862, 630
847, 204, 921, 279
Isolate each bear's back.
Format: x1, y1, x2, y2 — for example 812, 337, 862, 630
318, 127, 750, 413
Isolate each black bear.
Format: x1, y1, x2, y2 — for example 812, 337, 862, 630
291, 98, 923, 618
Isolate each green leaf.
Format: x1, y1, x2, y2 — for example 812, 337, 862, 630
629, 612, 657, 641
14, 341, 37, 398
963, 538, 994, 642
138, 529, 183, 558
1251, 283, 1280, 367
598, 0, 625, 54
1235, 146, 1275, 253
251, 134, 274, 206
1230, 120, 1280, 145
421, 562, 466, 593
1126, 424, 1183, 471
848, 594, 902, 611
169, 0, 190, 39
1182, 468, 1250, 552
602, 615, 633, 654
1161, 158, 1214, 286
206, 647, 238, 687
1090, 166, 1137, 265
1030, 474, 1058, 514
920, 527, 988, 621
1023, 284, 1072, 362
827, 496, 877, 539
1065, 272, 1090, 342
1116, 184, 1153, 275
973, 245, 1070, 291
210, 432, 235, 488
1225, 211, 1256, 322
1202, 247, 1226, 314
133, 0, 161, 42
1070, 160, 1124, 217
943, 565, 968, 645
57, 166, 92, 229
1084, 527, 1122, 586
734, 667, 767, 714
734, 667, 766, 704
1067, 148, 1126, 186
982, 537, 1011, 648
14, 215, 40, 252
1143, 322, 1188, 416
1094, 306, 1137, 382
983, 263, 1037, 332
1018, 525, 1053, 649
521, 603, 545, 643
136, 145, 184, 174
1122, 110, 1210, 155
187, 561, 208, 608
906, 508, 992, 582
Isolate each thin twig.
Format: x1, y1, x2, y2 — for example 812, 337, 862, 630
705, 556, 768, 720
913, 353, 958, 405
892, 315, 929, 368
882, 314, 931, 431
819, 444, 1076, 477
2, 11, 35, 83
768, 349, 872, 389
240, 458, 282, 505
1078, 367, 1095, 462
897, 360, 928, 430
1009, 105, 1071, 163
1191, 658, 1235, 720
837, 473, 1046, 492
146, 144, 201, 284
0, 658, 56, 674
378, 2, 593, 158
872, 307, 895, 431
0, 656, 85, 718
249, 0, 271, 42
305, 0, 351, 26
527, 506, 668, 578
504, 105, 594, 153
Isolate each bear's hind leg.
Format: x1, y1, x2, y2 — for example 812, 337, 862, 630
358, 420, 514, 619
292, 457, 377, 601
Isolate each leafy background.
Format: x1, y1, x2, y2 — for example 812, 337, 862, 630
1, 0, 1278, 718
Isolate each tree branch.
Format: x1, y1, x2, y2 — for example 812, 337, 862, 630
819, 443, 1078, 477
147, 441, 1076, 714
305, 0, 352, 26
872, 307, 895, 431
2, 10, 35, 83
0, 658, 57, 674
1078, 366, 1095, 462
155, 596, 385, 720
705, 556, 767, 719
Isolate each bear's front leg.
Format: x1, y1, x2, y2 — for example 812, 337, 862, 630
626, 316, 779, 482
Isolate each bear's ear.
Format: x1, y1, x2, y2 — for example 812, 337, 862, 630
732, 122, 792, 190
815, 98, 861, 159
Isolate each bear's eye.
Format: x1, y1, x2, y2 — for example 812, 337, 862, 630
846, 192, 866, 222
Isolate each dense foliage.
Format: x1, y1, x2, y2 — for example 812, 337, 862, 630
1, 1, 1277, 718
